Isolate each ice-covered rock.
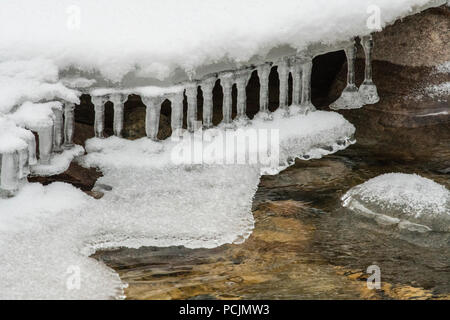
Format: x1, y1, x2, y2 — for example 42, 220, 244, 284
342, 173, 450, 232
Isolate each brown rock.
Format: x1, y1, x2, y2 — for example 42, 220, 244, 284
28, 162, 103, 191
361, 6, 450, 67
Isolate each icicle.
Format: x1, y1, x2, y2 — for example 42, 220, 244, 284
359, 35, 380, 104
92, 96, 107, 138
0, 151, 20, 196
38, 125, 53, 164
290, 56, 302, 106
201, 77, 216, 129
26, 133, 37, 166
170, 92, 184, 136
220, 72, 234, 128
18, 145, 29, 182
52, 105, 64, 152
142, 96, 162, 141
63, 102, 75, 148
110, 94, 127, 137
255, 63, 272, 120
299, 56, 316, 114
277, 58, 290, 114
185, 83, 198, 132
235, 69, 251, 125
330, 40, 363, 110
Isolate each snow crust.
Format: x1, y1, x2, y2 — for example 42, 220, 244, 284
0, 109, 354, 299
0, 0, 443, 83
342, 173, 450, 232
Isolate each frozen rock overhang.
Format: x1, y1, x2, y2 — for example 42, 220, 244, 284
0, 0, 446, 87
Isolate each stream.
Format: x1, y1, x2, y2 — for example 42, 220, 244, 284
93, 111, 450, 300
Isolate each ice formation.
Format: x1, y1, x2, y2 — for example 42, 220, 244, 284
0, 0, 446, 299
0, 108, 355, 299
342, 173, 450, 232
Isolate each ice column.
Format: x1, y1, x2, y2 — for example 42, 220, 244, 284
278, 58, 290, 114
0, 152, 20, 196
92, 96, 107, 138
63, 102, 75, 148
290, 57, 302, 106
220, 72, 234, 128
299, 57, 316, 113
52, 105, 64, 152
201, 77, 216, 129
110, 94, 127, 137
143, 96, 162, 141
359, 35, 380, 104
18, 145, 29, 182
235, 70, 251, 125
26, 133, 37, 165
185, 83, 198, 132
38, 125, 53, 164
170, 92, 184, 136
255, 64, 272, 120
330, 40, 363, 110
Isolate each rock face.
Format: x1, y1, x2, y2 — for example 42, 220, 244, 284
359, 6, 450, 67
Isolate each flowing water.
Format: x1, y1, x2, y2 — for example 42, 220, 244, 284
94, 114, 450, 300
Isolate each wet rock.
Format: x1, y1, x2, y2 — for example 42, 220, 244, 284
28, 162, 103, 192
122, 106, 172, 140
85, 190, 104, 199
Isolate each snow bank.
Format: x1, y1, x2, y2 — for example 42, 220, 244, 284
0, 60, 80, 114
0, 0, 444, 83
0, 109, 354, 299
342, 173, 450, 232
8, 101, 61, 130
0, 117, 34, 153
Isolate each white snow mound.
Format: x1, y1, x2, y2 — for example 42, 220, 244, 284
342, 173, 450, 232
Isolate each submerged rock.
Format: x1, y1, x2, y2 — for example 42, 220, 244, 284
342, 173, 450, 232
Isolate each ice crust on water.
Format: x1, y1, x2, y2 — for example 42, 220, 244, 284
0, 109, 354, 299
342, 173, 450, 232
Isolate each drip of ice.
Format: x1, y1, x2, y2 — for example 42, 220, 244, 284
254, 64, 272, 120
330, 40, 364, 110
342, 173, 450, 232
358, 35, 380, 104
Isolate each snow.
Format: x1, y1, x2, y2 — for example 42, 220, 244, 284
434, 61, 450, 74
342, 173, 450, 232
31, 145, 85, 176
0, 109, 355, 299
90, 85, 185, 98
0, 0, 444, 300
424, 82, 450, 98
0, 59, 80, 114
8, 101, 61, 130
0, 0, 444, 84
0, 117, 34, 153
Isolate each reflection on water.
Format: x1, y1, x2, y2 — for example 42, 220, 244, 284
94, 118, 450, 299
